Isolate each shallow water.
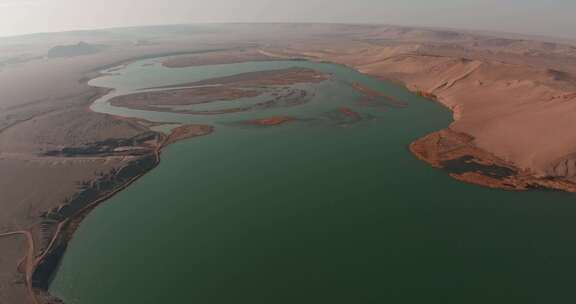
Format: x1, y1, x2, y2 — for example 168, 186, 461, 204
50, 59, 576, 303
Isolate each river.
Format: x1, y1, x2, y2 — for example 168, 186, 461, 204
50, 58, 576, 303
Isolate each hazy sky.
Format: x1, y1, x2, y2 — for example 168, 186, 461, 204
1, 0, 575, 38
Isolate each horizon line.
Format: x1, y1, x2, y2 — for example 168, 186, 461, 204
1, 21, 574, 44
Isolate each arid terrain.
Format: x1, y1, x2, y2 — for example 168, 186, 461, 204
1, 23, 576, 303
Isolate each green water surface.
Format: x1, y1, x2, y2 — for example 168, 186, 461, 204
50, 59, 576, 303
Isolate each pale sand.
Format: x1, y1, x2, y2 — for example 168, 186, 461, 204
0, 236, 28, 304
264, 27, 576, 182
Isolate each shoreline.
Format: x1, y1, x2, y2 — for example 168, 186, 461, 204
27, 55, 325, 302
29, 80, 214, 302
32, 122, 214, 302
24, 51, 282, 302
316, 50, 576, 192
28, 52, 576, 302
405, 93, 576, 192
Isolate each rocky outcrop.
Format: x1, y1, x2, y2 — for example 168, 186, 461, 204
47, 42, 103, 58
410, 129, 576, 191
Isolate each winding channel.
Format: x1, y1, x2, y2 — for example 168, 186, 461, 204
50, 58, 576, 303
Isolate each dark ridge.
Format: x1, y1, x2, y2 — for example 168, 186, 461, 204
43, 132, 160, 157
44, 154, 158, 221
47, 42, 105, 58
526, 184, 557, 192
441, 155, 517, 179
547, 69, 571, 81
34, 154, 160, 293
32, 242, 67, 290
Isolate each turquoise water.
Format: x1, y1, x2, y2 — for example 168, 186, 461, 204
50, 59, 576, 303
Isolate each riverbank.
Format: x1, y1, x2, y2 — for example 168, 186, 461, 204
402, 86, 576, 192
409, 128, 576, 192
32, 53, 576, 302
31, 56, 366, 302
48, 53, 576, 304
27, 50, 576, 304
26, 56, 332, 303
29, 109, 214, 303
350, 63, 576, 191
260, 39, 576, 192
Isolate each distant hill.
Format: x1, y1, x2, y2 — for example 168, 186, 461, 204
47, 41, 103, 58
